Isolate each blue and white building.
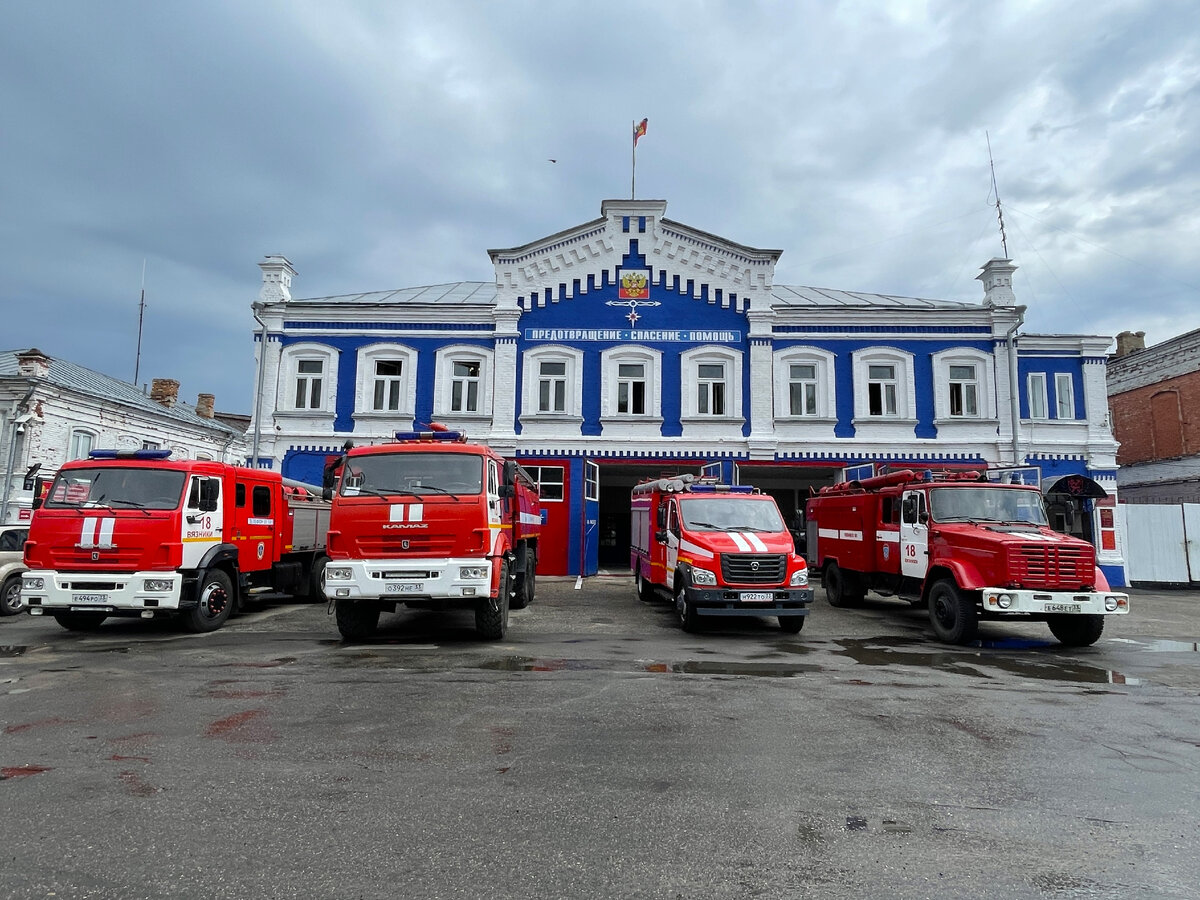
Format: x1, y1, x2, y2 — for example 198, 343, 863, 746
247, 199, 1125, 583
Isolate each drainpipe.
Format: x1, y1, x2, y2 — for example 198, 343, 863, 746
251, 302, 268, 469
0, 385, 37, 525
1006, 306, 1026, 465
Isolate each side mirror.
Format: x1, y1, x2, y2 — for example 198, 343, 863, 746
322, 487, 333, 501
654, 530, 668, 543
498, 482, 513, 499
919, 512, 929, 525
32, 497, 43, 510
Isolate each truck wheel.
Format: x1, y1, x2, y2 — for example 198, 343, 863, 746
779, 615, 805, 634
184, 570, 235, 633
675, 583, 700, 633
307, 555, 329, 602
824, 563, 863, 608
928, 580, 978, 644
1, 574, 24, 615
1048, 614, 1105, 647
511, 552, 536, 610
336, 600, 380, 641
476, 559, 511, 640
52, 612, 107, 632
635, 569, 656, 602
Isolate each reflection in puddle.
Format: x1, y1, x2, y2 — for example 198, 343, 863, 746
831, 637, 1141, 686
477, 656, 821, 677
1110, 638, 1199, 653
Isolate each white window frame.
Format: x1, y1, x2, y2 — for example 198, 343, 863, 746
1028, 372, 1048, 419
68, 429, 95, 460
773, 347, 836, 420
434, 345, 494, 419
1055, 372, 1075, 420
524, 464, 565, 502
600, 346, 662, 420
355, 343, 418, 418
851, 348, 915, 423
680, 345, 742, 422
281, 343, 337, 415
932, 348, 994, 422
520, 346, 583, 422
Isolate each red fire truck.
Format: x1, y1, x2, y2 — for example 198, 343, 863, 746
805, 469, 1129, 645
631, 475, 813, 633
21, 450, 330, 632
322, 428, 541, 641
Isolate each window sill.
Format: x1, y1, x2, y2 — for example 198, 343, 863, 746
274, 409, 334, 418
851, 417, 917, 426
774, 416, 837, 425
933, 417, 1000, 426
679, 416, 744, 426
520, 413, 583, 425
353, 410, 416, 419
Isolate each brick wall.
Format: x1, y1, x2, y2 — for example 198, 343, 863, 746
1110, 368, 1200, 464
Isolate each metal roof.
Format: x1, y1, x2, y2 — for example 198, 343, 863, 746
0, 350, 245, 437
293, 281, 975, 310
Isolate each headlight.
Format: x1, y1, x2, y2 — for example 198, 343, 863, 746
143, 578, 174, 592
325, 566, 353, 581
23, 575, 44, 590
459, 566, 488, 580
997, 593, 1012, 609
790, 568, 809, 587
691, 568, 717, 586
1105, 596, 1119, 612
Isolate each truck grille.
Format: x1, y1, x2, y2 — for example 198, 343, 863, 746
1009, 543, 1092, 589
720, 554, 786, 585
356, 533, 460, 557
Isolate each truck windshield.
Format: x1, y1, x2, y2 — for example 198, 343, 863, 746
679, 498, 785, 532
929, 487, 1048, 525
44, 467, 186, 511
340, 452, 483, 497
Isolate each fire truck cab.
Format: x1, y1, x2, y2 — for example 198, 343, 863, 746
631, 475, 813, 633
805, 469, 1129, 645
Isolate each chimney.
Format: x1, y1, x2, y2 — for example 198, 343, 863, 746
976, 258, 1018, 306
16, 348, 51, 378
150, 378, 180, 407
196, 393, 215, 419
1114, 330, 1146, 358
258, 255, 296, 303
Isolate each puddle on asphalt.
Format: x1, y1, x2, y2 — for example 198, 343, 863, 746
1110, 638, 1199, 653
477, 656, 821, 677
0, 646, 28, 658
831, 637, 1141, 686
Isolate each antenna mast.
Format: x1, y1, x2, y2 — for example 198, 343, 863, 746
986, 131, 1009, 258
133, 259, 146, 386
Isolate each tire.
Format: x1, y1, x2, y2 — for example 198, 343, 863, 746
675, 582, 700, 633
511, 550, 536, 610
824, 563, 864, 608
928, 579, 978, 644
476, 559, 511, 640
184, 570, 235, 633
336, 600, 381, 641
635, 569, 656, 603
307, 555, 329, 602
1048, 614, 1105, 647
779, 615, 805, 634
53, 612, 107, 632
1, 574, 24, 615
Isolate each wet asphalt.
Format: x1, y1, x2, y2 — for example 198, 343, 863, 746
1, 577, 1198, 899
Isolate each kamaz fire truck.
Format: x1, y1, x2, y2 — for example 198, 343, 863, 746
322, 427, 541, 641
805, 469, 1129, 645
631, 475, 813, 633
21, 449, 330, 632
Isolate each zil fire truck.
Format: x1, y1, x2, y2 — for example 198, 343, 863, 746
805, 469, 1129, 645
21, 449, 330, 632
322, 427, 541, 641
631, 475, 813, 633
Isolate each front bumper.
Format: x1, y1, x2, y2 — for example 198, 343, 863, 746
22, 569, 183, 615
683, 586, 814, 618
981, 588, 1129, 616
323, 557, 493, 602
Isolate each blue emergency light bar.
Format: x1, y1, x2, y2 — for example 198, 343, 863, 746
394, 430, 467, 443
88, 449, 173, 460
687, 483, 756, 493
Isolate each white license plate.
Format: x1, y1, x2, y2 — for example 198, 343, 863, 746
71, 593, 110, 605
386, 582, 423, 594
1044, 603, 1081, 614
740, 591, 775, 603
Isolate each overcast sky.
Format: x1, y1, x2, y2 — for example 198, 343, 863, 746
3, 1, 1197, 414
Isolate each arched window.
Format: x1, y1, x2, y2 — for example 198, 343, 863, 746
280, 343, 337, 414
773, 347, 836, 420
932, 348, 994, 421
521, 345, 584, 422
434, 345, 494, 419
851, 348, 915, 422
355, 343, 418, 417
680, 345, 742, 420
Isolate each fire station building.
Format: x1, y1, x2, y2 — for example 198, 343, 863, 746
247, 199, 1126, 585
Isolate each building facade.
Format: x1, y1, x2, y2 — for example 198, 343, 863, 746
1107, 328, 1200, 503
0, 349, 247, 524
247, 199, 1125, 583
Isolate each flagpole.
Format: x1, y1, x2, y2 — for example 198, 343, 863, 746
631, 120, 636, 199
